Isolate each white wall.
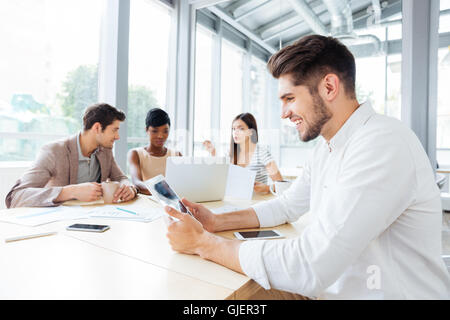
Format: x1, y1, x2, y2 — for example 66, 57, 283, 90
280, 147, 313, 169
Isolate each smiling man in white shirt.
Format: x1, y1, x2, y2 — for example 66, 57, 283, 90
164, 35, 450, 299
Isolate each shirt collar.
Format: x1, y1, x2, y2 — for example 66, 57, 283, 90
77, 132, 97, 161
327, 101, 376, 152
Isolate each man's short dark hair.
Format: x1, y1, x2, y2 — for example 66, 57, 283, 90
267, 35, 356, 98
145, 108, 171, 129
83, 103, 126, 131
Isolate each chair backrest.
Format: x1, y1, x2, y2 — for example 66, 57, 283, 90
442, 255, 450, 273
436, 173, 447, 190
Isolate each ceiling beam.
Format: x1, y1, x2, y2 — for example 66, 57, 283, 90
224, 0, 259, 14
263, 19, 309, 42
256, 0, 324, 37
259, 0, 401, 44
352, 0, 401, 29
208, 5, 277, 54
235, 0, 272, 21
286, 0, 327, 35
189, 0, 230, 10
281, 0, 403, 45
256, 10, 299, 37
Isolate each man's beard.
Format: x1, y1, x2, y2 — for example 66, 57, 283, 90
299, 94, 332, 142
97, 136, 114, 149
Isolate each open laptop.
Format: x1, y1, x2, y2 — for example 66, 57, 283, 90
165, 157, 229, 202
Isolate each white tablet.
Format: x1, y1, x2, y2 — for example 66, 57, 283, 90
144, 175, 194, 217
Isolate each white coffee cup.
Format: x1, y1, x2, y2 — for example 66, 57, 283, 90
270, 180, 292, 196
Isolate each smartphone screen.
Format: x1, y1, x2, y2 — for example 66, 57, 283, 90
153, 180, 191, 215
67, 224, 109, 232
237, 230, 280, 239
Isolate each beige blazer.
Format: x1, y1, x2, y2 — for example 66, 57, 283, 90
5, 134, 130, 208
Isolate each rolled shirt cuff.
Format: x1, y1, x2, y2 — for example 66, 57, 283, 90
238, 240, 271, 290
251, 198, 286, 227
49, 186, 64, 205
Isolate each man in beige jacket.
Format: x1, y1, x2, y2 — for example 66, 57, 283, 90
5, 103, 137, 208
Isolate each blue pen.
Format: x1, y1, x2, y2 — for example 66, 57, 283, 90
116, 207, 137, 215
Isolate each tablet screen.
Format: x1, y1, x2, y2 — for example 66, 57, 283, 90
154, 180, 188, 214
237, 230, 279, 238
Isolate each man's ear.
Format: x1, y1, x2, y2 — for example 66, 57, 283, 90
92, 122, 102, 133
319, 73, 340, 102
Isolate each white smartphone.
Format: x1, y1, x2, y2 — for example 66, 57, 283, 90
66, 223, 110, 233
144, 175, 194, 218
234, 230, 284, 240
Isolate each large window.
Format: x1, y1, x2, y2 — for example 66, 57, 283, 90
219, 39, 245, 155
0, 0, 102, 161
354, 27, 389, 115
353, 24, 402, 119
192, 23, 274, 159
249, 56, 268, 131
127, 0, 172, 150
193, 25, 214, 157
437, 0, 450, 167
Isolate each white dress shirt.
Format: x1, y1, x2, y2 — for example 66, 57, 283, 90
239, 102, 450, 299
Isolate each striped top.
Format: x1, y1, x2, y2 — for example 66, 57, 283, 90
246, 144, 274, 184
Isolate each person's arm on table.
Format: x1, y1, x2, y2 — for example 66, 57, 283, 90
164, 172, 310, 273
55, 182, 102, 202
179, 157, 311, 232
251, 159, 311, 227
112, 184, 137, 202
164, 197, 261, 273
55, 181, 135, 204
266, 160, 283, 182
253, 148, 283, 194
253, 181, 271, 194
107, 151, 137, 202
127, 149, 151, 195
165, 206, 244, 273
6, 145, 64, 208
177, 198, 260, 232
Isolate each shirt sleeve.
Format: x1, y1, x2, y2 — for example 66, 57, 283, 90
251, 157, 311, 227
260, 145, 274, 166
240, 131, 418, 297
5, 144, 63, 208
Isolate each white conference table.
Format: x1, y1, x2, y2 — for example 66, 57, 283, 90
0, 194, 312, 300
